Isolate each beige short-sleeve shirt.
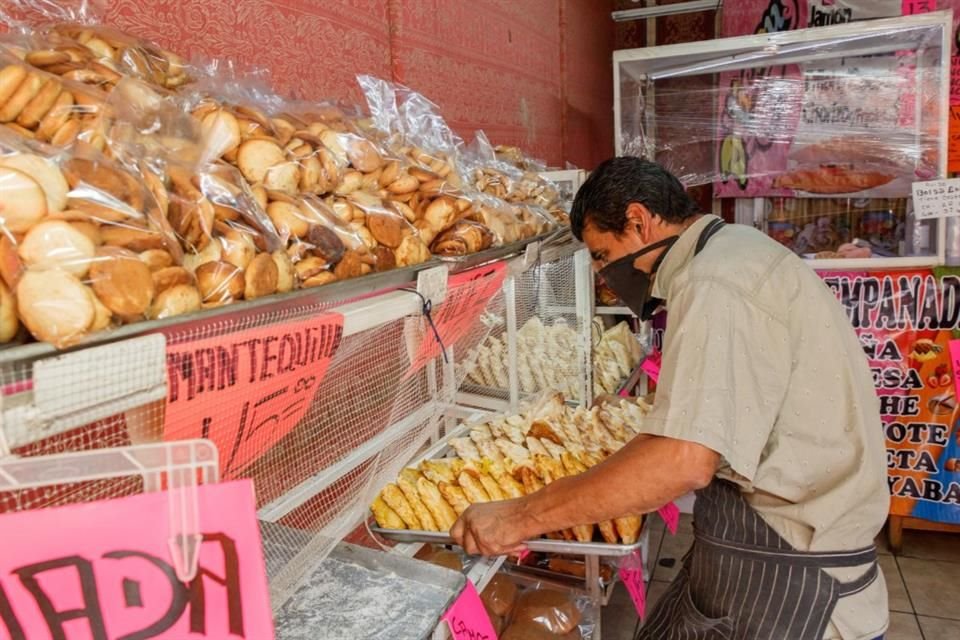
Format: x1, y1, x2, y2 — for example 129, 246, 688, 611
643, 216, 890, 640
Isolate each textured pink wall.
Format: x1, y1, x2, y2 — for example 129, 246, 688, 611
101, 0, 615, 168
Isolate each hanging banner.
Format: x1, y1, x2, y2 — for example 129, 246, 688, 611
0, 480, 274, 639
820, 268, 960, 524
164, 313, 344, 477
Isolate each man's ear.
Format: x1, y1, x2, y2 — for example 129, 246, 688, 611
624, 202, 654, 243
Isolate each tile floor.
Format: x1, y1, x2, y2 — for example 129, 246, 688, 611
601, 515, 960, 640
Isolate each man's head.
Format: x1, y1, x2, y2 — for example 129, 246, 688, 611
571, 157, 699, 271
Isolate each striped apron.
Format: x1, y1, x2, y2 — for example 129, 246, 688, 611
636, 479, 879, 640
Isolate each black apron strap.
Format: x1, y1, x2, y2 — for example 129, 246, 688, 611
694, 218, 726, 256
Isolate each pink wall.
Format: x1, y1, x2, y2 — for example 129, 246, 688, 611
103, 0, 615, 169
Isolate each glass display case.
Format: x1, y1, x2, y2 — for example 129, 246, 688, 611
614, 10, 953, 269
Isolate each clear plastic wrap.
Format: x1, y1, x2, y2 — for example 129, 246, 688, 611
616, 16, 948, 261
0, 50, 111, 150
0, 1, 193, 91
0, 129, 185, 346
464, 131, 567, 227
489, 578, 597, 640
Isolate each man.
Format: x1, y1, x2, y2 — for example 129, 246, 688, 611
451, 158, 889, 640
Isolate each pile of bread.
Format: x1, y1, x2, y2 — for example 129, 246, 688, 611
0, 20, 566, 347
482, 574, 589, 639
371, 392, 651, 546
465, 318, 643, 399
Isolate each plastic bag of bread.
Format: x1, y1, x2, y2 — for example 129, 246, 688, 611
430, 219, 495, 257
0, 0, 193, 91
329, 190, 432, 270
0, 50, 112, 151
0, 136, 185, 346
502, 583, 595, 639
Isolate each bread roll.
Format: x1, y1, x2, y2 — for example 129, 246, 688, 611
17, 268, 94, 345
0, 166, 47, 232
244, 252, 278, 300
422, 549, 463, 572
511, 589, 582, 635
0, 280, 18, 342
501, 622, 580, 640
195, 260, 244, 304
147, 284, 201, 320
19, 220, 96, 277
0, 153, 68, 213
89, 248, 155, 317
481, 574, 518, 618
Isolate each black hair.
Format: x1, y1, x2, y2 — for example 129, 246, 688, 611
570, 157, 698, 241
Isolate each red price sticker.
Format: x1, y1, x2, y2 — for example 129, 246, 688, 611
659, 501, 680, 535
164, 313, 344, 477
618, 549, 647, 619
405, 262, 507, 377
902, 0, 936, 14
442, 581, 499, 640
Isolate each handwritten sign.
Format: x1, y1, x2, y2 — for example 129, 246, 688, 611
405, 262, 508, 378
912, 178, 960, 221
902, 0, 936, 14
0, 480, 274, 639
658, 501, 680, 535
165, 314, 344, 477
618, 549, 646, 619
442, 581, 498, 640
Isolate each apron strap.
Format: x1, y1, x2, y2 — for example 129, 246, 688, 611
694, 218, 726, 255
694, 529, 878, 568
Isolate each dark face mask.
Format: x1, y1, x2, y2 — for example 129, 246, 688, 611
598, 236, 678, 320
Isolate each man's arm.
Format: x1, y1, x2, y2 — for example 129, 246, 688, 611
451, 434, 718, 556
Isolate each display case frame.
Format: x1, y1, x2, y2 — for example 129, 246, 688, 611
613, 10, 954, 270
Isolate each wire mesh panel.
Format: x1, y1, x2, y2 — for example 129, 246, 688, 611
459, 247, 593, 406
0, 257, 513, 609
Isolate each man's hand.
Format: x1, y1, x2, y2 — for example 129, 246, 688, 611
450, 499, 532, 556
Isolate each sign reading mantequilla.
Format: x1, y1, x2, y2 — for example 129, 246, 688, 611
821, 269, 960, 524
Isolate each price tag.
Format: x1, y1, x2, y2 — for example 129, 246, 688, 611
164, 313, 344, 477
0, 480, 274, 639
902, 0, 936, 14
405, 262, 508, 378
659, 501, 680, 535
442, 581, 499, 640
618, 549, 647, 619
912, 178, 960, 221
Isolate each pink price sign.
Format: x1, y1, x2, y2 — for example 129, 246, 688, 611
164, 313, 344, 477
640, 352, 661, 385
442, 581, 499, 640
618, 549, 647, 619
0, 480, 274, 639
659, 502, 680, 535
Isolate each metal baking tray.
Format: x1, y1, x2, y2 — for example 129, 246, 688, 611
370, 525, 644, 558
370, 420, 645, 558
273, 541, 465, 640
